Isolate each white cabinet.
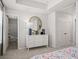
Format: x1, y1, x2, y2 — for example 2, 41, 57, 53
26, 35, 48, 49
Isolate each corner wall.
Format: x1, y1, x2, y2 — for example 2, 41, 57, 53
48, 12, 56, 48
3, 7, 8, 54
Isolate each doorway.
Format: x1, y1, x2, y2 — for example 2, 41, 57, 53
8, 17, 18, 50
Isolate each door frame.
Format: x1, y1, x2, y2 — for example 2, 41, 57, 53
7, 16, 19, 49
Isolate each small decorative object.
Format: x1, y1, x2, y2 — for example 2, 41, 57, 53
40, 32, 43, 35
29, 28, 32, 35
36, 31, 39, 35
40, 29, 45, 35
42, 29, 45, 34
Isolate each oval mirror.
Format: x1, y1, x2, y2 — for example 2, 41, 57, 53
29, 16, 42, 32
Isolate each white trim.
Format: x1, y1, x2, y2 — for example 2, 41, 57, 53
17, 16, 19, 49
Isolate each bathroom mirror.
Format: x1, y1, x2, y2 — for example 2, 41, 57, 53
29, 16, 42, 32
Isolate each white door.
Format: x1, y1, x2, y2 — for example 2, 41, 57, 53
56, 13, 73, 48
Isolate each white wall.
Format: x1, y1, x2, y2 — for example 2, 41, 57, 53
48, 12, 56, 48
0, 6, 2, 44
6, 9, 48, 49
72, 11, 76, 46
72, 1, 78, 47
76, 0, 78, 47
3, 7, 8, 54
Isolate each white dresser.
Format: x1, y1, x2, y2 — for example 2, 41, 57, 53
26, 35, 48, 50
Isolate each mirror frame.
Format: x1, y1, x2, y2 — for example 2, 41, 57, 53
29, 16, 42, 32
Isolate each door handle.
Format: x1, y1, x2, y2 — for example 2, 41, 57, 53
64, 33, 67, 35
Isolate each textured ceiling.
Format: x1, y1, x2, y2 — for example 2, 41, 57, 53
3, 0, 76, 14
33, 0, 51, 4
16, 0, 47, 9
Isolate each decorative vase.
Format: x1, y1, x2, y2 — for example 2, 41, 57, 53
29, 28, 32, 35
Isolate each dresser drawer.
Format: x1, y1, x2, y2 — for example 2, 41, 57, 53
26, 35, 48, 48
